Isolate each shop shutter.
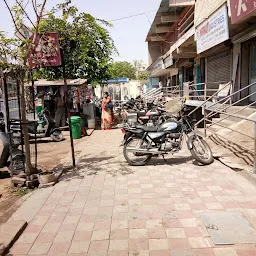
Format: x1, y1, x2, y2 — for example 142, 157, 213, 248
207, 50, 231, 83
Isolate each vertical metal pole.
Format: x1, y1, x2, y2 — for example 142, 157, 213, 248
30, 70, 36, 120
254, 122, 256, 174
16, 79, 24, 154
203, 84, 207, 137
2, 75, 13, 177
61, 50, 75, 167
2, 76, 10, 133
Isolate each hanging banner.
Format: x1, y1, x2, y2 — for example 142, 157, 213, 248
28, 32, 62, 68
195, 4, 229, 54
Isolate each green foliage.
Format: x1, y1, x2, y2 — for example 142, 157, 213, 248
108, 61, 136, 80
5, 184, 34, 196
36, 3, 117, 83
137, 72, 149, 80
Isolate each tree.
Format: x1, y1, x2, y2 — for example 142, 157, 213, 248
108, 61, 136, 80
1, 0, 49, 175
36, 4, 117, 83
137, 72, 149, 80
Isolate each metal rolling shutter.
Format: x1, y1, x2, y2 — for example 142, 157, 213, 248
207, 50, 231, 83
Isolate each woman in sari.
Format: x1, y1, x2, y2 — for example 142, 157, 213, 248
101, 92, 112, 130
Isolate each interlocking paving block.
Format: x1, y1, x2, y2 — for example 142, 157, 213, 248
0, 220, 27, 255
201, 211, 256, 245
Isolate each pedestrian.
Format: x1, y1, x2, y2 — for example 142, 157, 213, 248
101, 92, 113, 130
54, 89, 65, 128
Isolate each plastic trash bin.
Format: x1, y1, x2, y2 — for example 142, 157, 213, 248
36, 104, 42, 114
71, 116, 81, 139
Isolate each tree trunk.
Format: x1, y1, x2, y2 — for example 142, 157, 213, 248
19, 79, 34, 175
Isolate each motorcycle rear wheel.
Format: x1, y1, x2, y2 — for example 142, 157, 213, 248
123, 138, 152, 166
190, 137, 213, 165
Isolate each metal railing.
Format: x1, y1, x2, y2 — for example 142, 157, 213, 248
186, 82, 256, 173
141, 87, 163, 102
160, 81, 256, 172
178, 7, 194, 39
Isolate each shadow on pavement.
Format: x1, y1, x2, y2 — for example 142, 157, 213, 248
147, 155, 194, 166
58, 154, 135, 181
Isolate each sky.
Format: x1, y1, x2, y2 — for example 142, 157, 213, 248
0, 0, 161, 65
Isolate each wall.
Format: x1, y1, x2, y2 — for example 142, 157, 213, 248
129, 80, 141, 99
194, 0, 227, 27
149, 77, 160, 89
148, 42, 163, 66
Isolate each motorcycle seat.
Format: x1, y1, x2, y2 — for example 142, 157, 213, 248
135, 124, 158, 132
137, 111, 146, 117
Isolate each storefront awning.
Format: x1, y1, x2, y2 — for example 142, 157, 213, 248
148, 55, 178, 78
25, 78, 87, 87
149, 68, 178, 78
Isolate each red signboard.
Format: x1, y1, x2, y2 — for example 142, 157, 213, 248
230, 0, 256, 24
28, 32, 62, 68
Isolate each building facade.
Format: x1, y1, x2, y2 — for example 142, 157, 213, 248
146, 0, 256, 102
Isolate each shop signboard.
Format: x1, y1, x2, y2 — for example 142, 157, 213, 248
148, 57, 164, 72
107, 78, 129, 84
195, 4, 229, 54
28, 32, 62, 68
164, 56, 173, 68
230, 0, 256, 24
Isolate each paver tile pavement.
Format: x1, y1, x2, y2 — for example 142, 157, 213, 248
6, 130, 256, 255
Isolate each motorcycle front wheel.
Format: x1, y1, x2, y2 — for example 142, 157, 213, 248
51, 130, 63, 142
123, 138, 152, 166
190, 137, 213, 165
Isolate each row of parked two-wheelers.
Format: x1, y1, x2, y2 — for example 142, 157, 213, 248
0, 109, 63, 174
120, 98, 214, 166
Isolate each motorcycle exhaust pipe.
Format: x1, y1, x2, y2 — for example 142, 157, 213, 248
126, 147, 165, 155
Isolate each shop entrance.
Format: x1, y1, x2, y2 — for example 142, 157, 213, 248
249, 40, 256, 102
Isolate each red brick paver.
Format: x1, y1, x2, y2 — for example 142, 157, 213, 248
8, 130, 256, 255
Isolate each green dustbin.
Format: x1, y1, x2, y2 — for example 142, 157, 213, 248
70, 116, 82, 139
36, 105, 42, 114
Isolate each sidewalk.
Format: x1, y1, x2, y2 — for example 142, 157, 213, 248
7, 129, 256, 256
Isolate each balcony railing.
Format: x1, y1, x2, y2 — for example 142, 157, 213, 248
177, 6, 194, 38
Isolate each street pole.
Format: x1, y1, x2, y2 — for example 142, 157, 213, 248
61, 50, 75, 167
30, 69, 36, 120
2, 75, 13, 177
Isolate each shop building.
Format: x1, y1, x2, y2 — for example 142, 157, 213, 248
146, 0, 256, 102
146, 0, 196, 91
229, 0, 256, 103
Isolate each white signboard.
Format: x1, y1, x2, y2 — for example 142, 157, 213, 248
195, 4, 229, 54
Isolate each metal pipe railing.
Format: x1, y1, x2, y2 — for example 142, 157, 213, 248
188, 82, 232, 117
207, 95, 256, 128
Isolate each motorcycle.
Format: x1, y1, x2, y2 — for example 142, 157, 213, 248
0, 116, 25, 174
121, 103, 213, 166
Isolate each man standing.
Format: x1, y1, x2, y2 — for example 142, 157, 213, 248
54, 89, 65, 128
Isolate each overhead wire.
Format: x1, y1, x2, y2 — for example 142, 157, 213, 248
107, 10, 157, 22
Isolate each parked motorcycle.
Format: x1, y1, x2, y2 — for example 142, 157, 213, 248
0, 115, 25, 174
121, 102, 213, 166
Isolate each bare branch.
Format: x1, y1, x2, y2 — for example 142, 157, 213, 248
33, 0, 47, 43
2, 0, 26, 39
15, 0, 36, 29
32, 0, 38, 18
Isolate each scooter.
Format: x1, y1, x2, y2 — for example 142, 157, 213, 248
11, 109, 63, 142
